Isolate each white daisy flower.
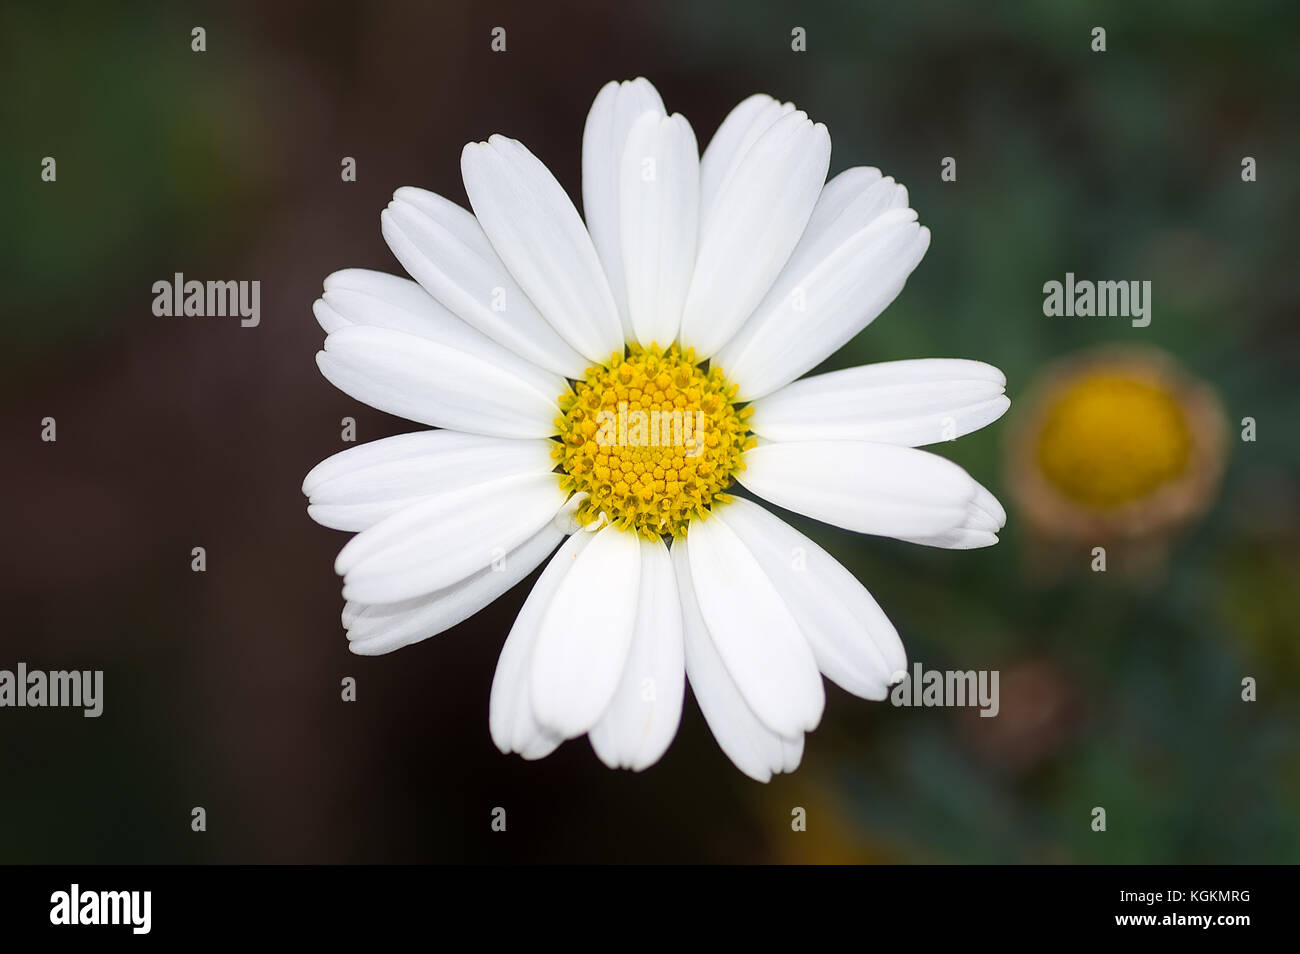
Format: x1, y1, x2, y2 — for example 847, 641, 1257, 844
303, 78, 1010, 781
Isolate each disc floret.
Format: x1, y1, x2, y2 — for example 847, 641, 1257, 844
554, 344, 754, 539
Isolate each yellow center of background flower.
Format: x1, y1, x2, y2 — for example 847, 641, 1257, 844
1035, 372, 1192, 509
554, 345, 754, 539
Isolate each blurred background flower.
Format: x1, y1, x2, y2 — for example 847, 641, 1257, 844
2, 0, 1297, 862
1006, 345, 1228, 579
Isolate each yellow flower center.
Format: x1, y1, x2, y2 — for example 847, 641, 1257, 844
1035, 371, 1192, 509
554, 344, 754, 539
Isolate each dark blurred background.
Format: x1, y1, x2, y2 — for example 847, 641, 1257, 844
2, 0, 1297, 863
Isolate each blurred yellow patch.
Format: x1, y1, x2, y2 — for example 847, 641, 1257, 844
1036, 373, 1192, 509
1006, 347, 1228, 562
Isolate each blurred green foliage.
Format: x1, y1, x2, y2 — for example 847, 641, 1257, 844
1, 3, 271, 381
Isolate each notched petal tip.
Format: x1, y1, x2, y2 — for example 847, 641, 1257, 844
458, 140, 483, 166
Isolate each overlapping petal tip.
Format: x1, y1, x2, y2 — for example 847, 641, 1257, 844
316, 326, 561, 440
582, 77, 668, 335
491, 532, 597, 760
896, 478, 1007, 549
715, 166, 931, 401
683, 516, 824, 738
698, 93, 798, 222
487, 529, 686, 771
332, 470, 569, 605
379, 186, 588, 378
343, 522, 565, 656
712, 499, 906, 700
312, 271, 566, 439
528, 523, 642, 739
303, 430, 556, 533
673, 536, 807, 783
462, 134, 624, 364
619, 111, 700, 349
679, 106, 831, 359
589, 536, 686, 771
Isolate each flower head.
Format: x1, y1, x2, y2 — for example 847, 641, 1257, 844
554, 344, 754, 539
1008, 346, 1227, 547
304, 78, 1010, 780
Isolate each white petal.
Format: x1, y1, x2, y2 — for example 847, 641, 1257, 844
684, 515, 823, 736
713, 166, 917, 398
316, 270, 566, 403
748, 359, 1010, 447
304, 431, 556, 532
303, 429, 450, 496
972, 480, 1007, 526
698, 94, 796, 224
380, 187, 587, 377
582, 78, 667, 335
530, 524, 641, 739
779, 735, 805, 774
491, 532, 597, 759
787, 166, 908, 276
315, 270, 566, 393
462, 135, 623, 363
317, 324, 563, 439
313, 268, 452, 335
738, 440, 977, 539
896, 478, 1007, 549
673, 539, 801, 782
345, 522, 565, 655
716, 209, 931, 400
589, 536, 685, 771
312, 298, 350, 334
714, 498, 905, 698
335, 472, 568, 604
679, 110, 830, 358
619, 111, 700, 348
